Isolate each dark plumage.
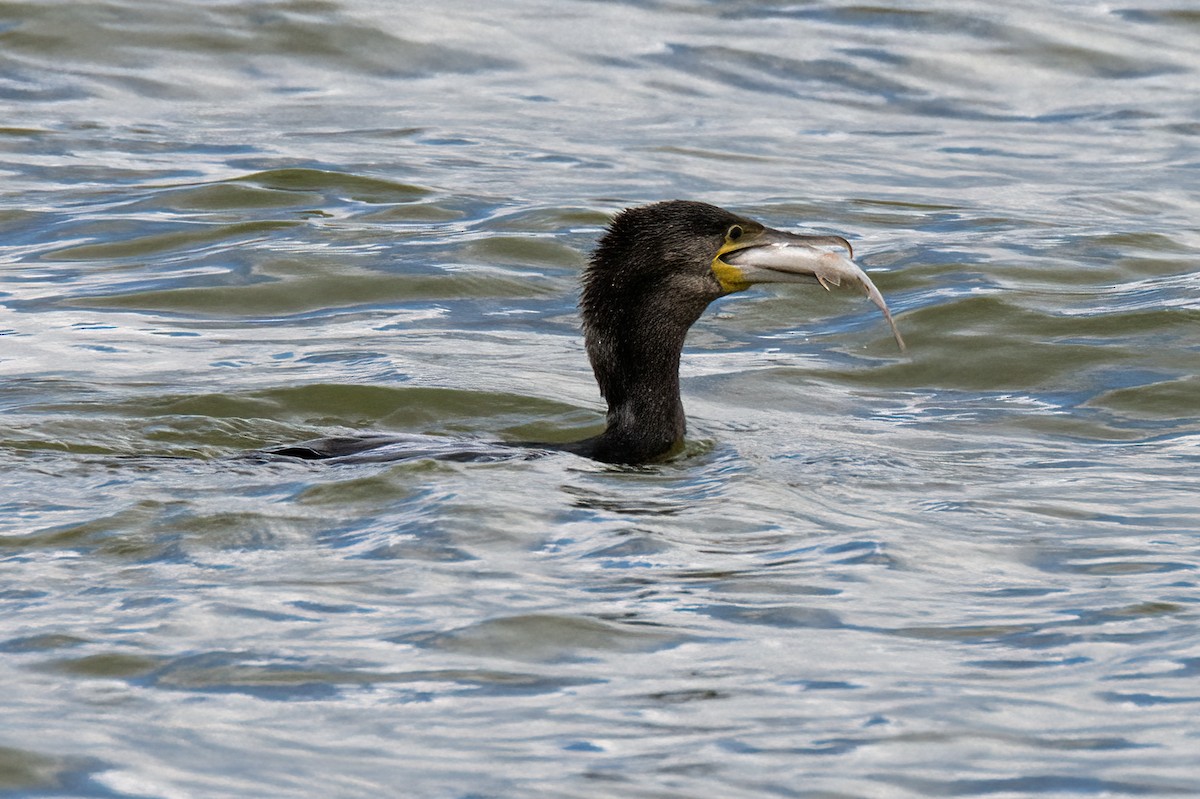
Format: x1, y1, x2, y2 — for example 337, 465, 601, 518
566, 202, 746, 463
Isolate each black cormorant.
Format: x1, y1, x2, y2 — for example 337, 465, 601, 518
562, 200, 903, 464
269, 200, 903, 466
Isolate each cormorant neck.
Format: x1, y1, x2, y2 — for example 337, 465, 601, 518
588, 330, 687, 463
578, 287, 709, 464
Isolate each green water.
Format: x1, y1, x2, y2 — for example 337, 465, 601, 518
1, 1, 1198, 797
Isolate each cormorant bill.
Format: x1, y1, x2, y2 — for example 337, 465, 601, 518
565, 200, 904, 465
264, 200, 904, 467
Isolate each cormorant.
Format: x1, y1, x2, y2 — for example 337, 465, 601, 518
269, 200, 903, 466
562, 200, 903, 464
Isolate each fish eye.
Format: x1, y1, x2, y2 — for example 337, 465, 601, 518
727, 225, 743, 241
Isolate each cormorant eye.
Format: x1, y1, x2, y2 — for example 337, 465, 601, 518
727, 225, 743, 242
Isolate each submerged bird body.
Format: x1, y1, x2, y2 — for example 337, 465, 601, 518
267, 200, 903, 466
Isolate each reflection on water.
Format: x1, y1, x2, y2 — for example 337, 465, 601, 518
2, 1, 1199, 797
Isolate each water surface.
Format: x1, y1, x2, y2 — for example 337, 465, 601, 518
2, 1, 1199, 797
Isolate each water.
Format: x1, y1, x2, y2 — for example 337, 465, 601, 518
2, 1, 1198, 796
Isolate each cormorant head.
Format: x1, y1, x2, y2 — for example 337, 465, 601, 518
581, 200, 902, 404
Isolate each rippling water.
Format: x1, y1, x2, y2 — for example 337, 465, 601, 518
2, 1, 1199, 797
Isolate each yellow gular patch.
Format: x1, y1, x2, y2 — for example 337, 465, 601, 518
711, 256, 749, 293
711, 243, 750, 293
